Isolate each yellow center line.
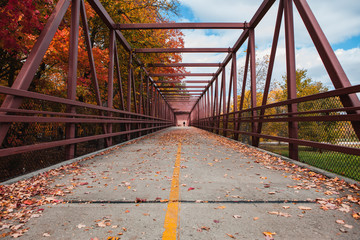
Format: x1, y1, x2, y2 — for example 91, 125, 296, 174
162, 141, 182, 240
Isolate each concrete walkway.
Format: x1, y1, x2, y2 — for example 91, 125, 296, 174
2, 127, 359, 239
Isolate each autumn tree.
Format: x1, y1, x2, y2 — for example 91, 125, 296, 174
0, 0, 186, 147
0, 0, 53, 89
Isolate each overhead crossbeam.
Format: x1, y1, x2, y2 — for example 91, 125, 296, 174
154, 81, 210, 84
159, 86, 204, 88
148, 63, 222, 68
115, 22, 247, 30
161, 90, 203, 92
150, 73, 214, 77
162, 93, 202, 95
135, 48, 232, 53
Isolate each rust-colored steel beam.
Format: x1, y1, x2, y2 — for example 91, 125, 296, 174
154, 81, 210, 84
148, 63, 222, 67
255, 0, 284, 145
115, 22, 247, 30
183, 81, 210, 84
294, 0, 360, 140
80, 0, 102, 106
65, 0, 81, 160
159, 86, 205, 88
0, 125, 171, 158
87, 0, 131, 51
191, 125, 360, 157
0, 115, 177, 124
135, 48, 232, 53
0, 85, 177, 120
162, 93, 202, 96
284, 0, 299, 160
161, 90, 203, 93
0, 0, 70, 146
88, 0, 173, 114
150, 73, 214, 77
190, 0, 276, 112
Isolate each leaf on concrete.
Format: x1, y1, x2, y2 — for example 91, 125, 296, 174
201, 226, 210, 231
336, 219, 345, 224
215, 206, 226, 209
298, 206, 312, 210
226, 233, 236, 238
77, 223, 86, 229
344, 224, 353, 229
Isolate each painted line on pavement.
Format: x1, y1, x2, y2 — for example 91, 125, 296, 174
162, 141, 182, 240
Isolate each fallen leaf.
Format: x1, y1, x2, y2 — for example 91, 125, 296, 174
201, 226, 210, 231
344, 224, 353, 229
263, 232, 276, 237
282, 206, 290, 209
265, 236, 275, 240
188, 187, 195, 191
215, 206, 226, 209
253, 217, 259, 221
213, 220, 220, 223
353, 213, 360, 220
135, 198, 147, 203
226, 233, 236, 238
278, 212, 291, 217
11, 233, 23, 238
338, 204, 351, 213
97, 220, 110, 228
79, 182, 89, 186
298, 206, 312, 210
233, 215, 241, 219
336, 220, 345, 224
77, 223, 86, 229
106, 237, 119, 240
23, 200, 34, 205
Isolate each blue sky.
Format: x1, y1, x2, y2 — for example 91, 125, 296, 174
168, 0, 360, 89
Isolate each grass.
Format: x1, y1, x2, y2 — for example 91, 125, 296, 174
259, 144, 360, 181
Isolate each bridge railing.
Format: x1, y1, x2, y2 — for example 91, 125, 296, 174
0, 0, 175, 181
190, 0, 360, 181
